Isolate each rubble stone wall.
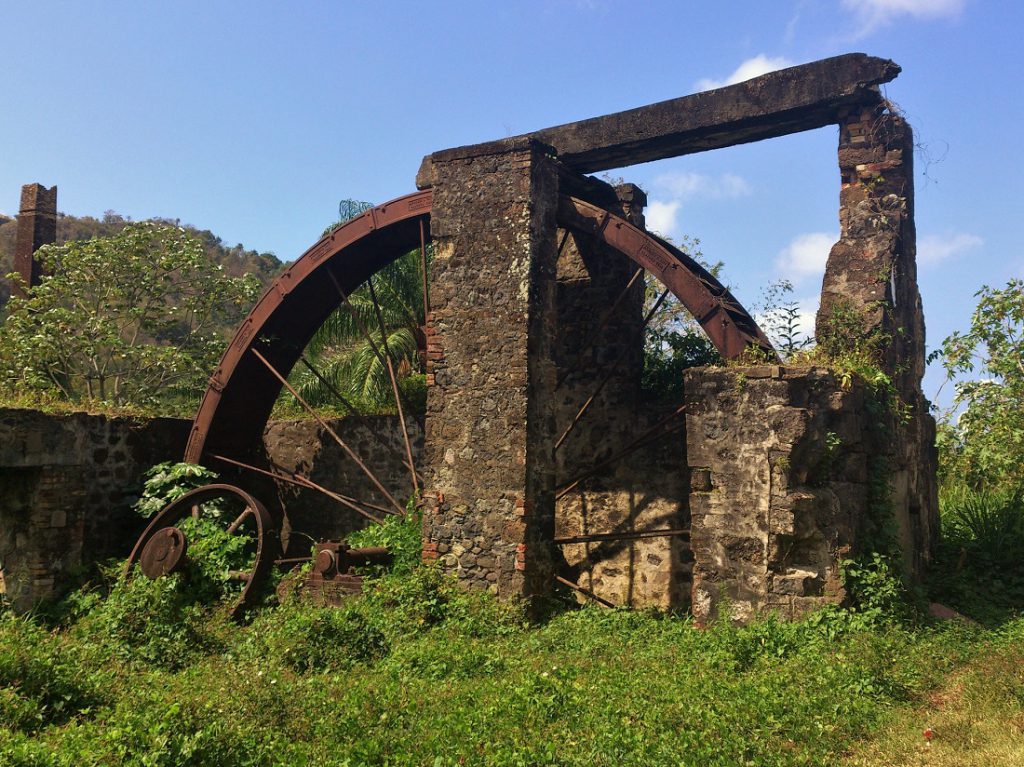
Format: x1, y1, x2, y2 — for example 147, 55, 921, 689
684, 365, 930, 623
552, 183, 691, 609
0, 408, 190, 610
261, 416, 423, 555
0, 408, 418, 611
817, 104, 939, 575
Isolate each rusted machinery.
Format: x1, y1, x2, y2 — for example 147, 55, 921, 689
276, 543, 394, 607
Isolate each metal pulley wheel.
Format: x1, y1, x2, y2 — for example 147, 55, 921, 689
125, 483, 276, 618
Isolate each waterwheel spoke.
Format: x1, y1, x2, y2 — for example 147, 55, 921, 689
225, 506, 253, 535
298, 353, 423, 485
554, 528, 690, 545
250, 347, 406, 516
206, 452, 388, 526
368, 275, 420, 497
554, 286, 671, 453
554, 575, 616, 609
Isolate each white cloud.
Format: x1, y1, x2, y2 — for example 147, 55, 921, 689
842, 0, 965, 36
696, 55, 794, 91
775, 232, 836, 285
918, 232, 983, 265
653, 171, 753, 201
645, 200, 681, 238
645, 172, 752, 238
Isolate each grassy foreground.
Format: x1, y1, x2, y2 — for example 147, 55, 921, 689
1, 564, 1022, 767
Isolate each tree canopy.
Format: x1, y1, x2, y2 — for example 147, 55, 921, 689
0, 222, 260, 411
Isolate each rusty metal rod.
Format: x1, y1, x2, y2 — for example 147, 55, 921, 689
554, 528, 690, 545
556, 403, 687, 499
298, 355, 361, 417
368, 276, 420, 497
554, 575, 616, 609
554, 286, 671, 452
556, 266, 644, 389
225, 506, 253, 535
327, 269, 424, 431
207, 451, 393, 517
250, 347, 406, 516
206, 452, 389, 525
298, 354, 423, 484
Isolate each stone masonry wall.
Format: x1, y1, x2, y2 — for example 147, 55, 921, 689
684, 365, 895, 623
422, 138, 560, 601
817, 103, 938, 575
1, 408, 417, 611
262, 416, 422, 556
552, 183, 691, 609
0, 408, 190, 610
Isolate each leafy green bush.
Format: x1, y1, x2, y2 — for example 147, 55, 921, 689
70, 574, 224, 670
840, 553, 913, 627
346, 502, 423, 576
930, 485, 1024, 622
244, 602, 389, 673
0, 614, 107, 732
133, 462, 220, 519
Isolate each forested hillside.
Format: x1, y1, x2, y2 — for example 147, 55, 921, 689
0, 211, 283, 311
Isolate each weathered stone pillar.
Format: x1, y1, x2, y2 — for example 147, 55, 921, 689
421, 138, 560, 602
13, 183, 57, 296
815, 104, 938, 577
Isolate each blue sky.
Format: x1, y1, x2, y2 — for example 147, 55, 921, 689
2, 0, 1021, 405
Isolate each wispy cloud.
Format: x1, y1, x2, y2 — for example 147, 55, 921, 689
842, 0, 965, 37
918, 232, 983, 265
645, 171, 753, 238
645, 200, 682, 238
695, 55, 794, 91
775, 232, 836, 286
654, 171, 752, 200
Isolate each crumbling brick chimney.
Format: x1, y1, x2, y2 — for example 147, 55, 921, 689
12, 183, 57, 297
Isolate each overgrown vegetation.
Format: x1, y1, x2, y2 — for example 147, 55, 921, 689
2, 558, 1021, 765
0, 210, 281, 316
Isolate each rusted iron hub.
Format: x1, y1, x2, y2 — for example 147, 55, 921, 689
139, 526, 187, 578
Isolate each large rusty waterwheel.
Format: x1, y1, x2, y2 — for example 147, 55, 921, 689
130, 189, 775, 612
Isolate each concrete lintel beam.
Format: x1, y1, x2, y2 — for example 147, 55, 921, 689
418, 53, 899, 187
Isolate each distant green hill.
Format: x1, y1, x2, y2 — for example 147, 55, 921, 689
0, 211, 283, 313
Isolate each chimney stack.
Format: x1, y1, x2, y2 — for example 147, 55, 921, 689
13, 183, 57, 297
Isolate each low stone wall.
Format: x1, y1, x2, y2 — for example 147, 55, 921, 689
262, 416, 423, 555
683, 365, 935, 623
0, 408, 191, 610
0, 407, 418, 611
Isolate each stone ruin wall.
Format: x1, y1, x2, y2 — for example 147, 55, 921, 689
552, 185, 690, 609
0, 408, 417, 611
1, 55, 939, 622
420, 55, 938, 619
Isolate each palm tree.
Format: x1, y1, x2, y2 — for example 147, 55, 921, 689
288, 199, 428, 415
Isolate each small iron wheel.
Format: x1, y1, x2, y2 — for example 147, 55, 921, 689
125, 483, 276, 618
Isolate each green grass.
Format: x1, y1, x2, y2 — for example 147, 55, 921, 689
2, 564, 1021, 767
